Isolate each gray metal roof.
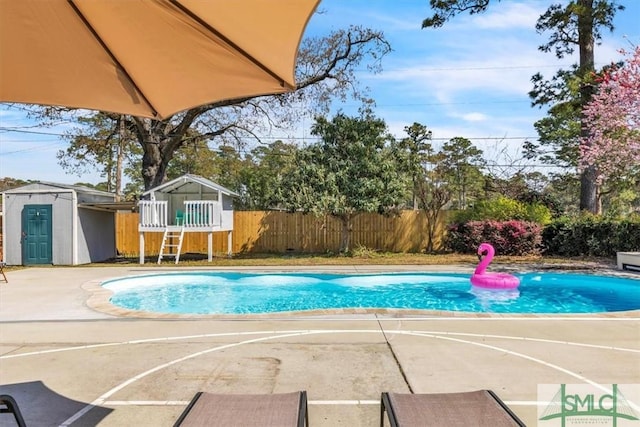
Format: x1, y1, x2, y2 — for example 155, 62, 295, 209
142, 174, 239, 197
77, 201, 137, 212
2, 181, 116, 197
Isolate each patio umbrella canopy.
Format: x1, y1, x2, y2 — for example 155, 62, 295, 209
0, 0, 319, 119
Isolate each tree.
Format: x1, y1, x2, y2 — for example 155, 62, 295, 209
165, 132, 221, 180
21, 25, 390, 192
541, 173, 582, 215
526, 67, 583, 168
415, 150, 452, 253
395, 125, 481, 252
41, 26, 389, 192
281, 110, 407, 252
396, 122, 433, 209
580, 47, 640, 187
57, 113, 138, 199
237, 141, 299, 210
395, 123, 449, 252
0, 177, 30, 192
440, 137, 485, 209
423, 0, 625, 213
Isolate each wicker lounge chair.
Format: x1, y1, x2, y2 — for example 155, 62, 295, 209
174, 391, 308, 427
380, 390, 525, 427
0, 394, 26, 427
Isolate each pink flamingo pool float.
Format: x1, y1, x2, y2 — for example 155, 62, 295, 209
470, 243, 520, 290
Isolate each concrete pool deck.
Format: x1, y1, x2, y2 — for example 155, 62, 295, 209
0, 265, 638, 426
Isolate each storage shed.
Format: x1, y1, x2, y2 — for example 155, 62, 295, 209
1, 182, 126, 265
138, 174, 238, 264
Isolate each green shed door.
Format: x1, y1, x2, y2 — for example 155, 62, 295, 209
22, 204, 53, 265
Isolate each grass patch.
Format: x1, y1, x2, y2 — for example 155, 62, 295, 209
1, 252, 616, 270
89, 252, 616, 269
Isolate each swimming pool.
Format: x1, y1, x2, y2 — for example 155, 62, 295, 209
102, 271, 640, 315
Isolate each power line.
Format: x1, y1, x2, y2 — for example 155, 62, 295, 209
0, 97, 533, 120
253, 135, 539, 142
0, 128, 67, 136
0, 142, 65, 155
373, 100, 529, 107
0, 138, 61, 142
350, 59, 625, 74
0, 126, 539, 141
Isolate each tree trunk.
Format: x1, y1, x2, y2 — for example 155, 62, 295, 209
339, 215, 351, 252
577, 0, 600, 214
460, 182, 467, 210
115, 117, 125, 201
114, 145, 123, 201
105, 165, 113, 193
141, 145, 169, 191
579, 165, 599, 213
132, 115, 201, 192
425, 210, 438, 253
412, 177, 419, 210
134, 118, 178, 192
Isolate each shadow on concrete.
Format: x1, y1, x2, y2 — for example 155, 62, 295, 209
0, 380, 112, 426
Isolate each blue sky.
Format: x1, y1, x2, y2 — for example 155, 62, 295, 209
1, 0, 639, 184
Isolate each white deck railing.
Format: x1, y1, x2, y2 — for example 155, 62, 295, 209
183, 200, 222, 227
139, 200, 222, 228
139, 200, 168, 228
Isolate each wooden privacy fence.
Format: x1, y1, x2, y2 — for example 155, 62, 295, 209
116, 210, 448, 256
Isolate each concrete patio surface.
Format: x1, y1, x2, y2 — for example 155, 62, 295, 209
0, 266, 638, 426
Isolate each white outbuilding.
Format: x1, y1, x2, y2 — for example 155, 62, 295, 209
138, 174, 238, 264
1, 182, 129, 265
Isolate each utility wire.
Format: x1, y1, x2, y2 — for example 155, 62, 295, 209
1, 127, 540, 142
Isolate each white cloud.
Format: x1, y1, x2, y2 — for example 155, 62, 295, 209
370, 55, 546, 104
470, 2, 544, 30
366, 22, 562, 105
364, 11, 425, 32
461, 112, 488, 122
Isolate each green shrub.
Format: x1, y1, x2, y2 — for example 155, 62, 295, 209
452, 196, 552, 224
542, 215, 640, 256
525, 202, 553, 225
348, 245, 381, 258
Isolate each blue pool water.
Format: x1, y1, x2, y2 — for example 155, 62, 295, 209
102, 272, 640, 315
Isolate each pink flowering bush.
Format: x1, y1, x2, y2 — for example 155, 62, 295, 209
581, 47, 640, 185
446, 220, 543, 256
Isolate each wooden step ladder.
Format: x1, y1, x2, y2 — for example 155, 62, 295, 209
158, 227, 185, 264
